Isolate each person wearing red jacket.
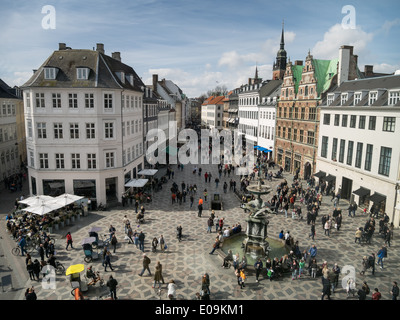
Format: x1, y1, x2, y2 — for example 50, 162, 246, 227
65, 231, 73, 250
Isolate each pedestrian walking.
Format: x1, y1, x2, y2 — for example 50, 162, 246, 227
106, 275, 118, 300
138, 231, 145, 252
207, 217, 213, 233
65, 232, 74, 250
138, 254, 151, 276
152, 237, 158, 253
104, 251, 114, 272
27, 259, 35, 280
372, 288, 381, 300
321, 277, 331, 300
38, 244, 45, 261
153, 264, 163, 289
33, 259, 41, 281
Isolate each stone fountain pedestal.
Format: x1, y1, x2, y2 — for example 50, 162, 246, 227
243, 210, 270, 259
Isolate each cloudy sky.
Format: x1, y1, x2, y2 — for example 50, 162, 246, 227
1, 0, 399, 97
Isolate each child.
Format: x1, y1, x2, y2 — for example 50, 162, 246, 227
299, 259, 305, 278
239, 269, 246, 288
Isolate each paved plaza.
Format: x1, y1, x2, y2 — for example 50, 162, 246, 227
1, 161, 399, 301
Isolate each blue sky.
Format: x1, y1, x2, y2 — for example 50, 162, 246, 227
1, 0, 399, 97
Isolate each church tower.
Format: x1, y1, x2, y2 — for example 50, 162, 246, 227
272, 21, 287, 80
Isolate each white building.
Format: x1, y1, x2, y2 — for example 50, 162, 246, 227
201, 96, 225, 130
317, 74, 400, 226
21, 43, 145, 207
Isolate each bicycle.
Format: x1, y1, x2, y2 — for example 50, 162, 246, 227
55, 261, 65, 275
92, 234, 111, 249
11, 244, 35, 256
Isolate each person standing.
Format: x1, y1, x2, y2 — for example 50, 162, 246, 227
207, 217, 213, 233
26, 260, 35, 280
355, 228, 362, 244
331, 263, 340, 293
254, 258, 263, 282
38, 244, 45, 262
190, 195, 194, 208
138, 231, 145, 252
153, 264, 163, 289
377, 246, 385, 270
159, 235, 166, 252
111, 234, 118, 253
390, 281, 399, 300
321, 277, 331, 300
176, 225, 183, 242
106, 275, 118, 300
104, 251, 114, 272
138, 254, 151, 277
65, 232, 74, 250
309, 221, 316, 240
19, 236, 27, 256
109, 225, 116, 241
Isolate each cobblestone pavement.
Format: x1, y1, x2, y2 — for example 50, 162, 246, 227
4, 161, 399, 301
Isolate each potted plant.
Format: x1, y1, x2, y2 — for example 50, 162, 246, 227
46, 222, 53, 234
53, 218, 59, 231
65, 213, 71, 226
59, 216, 65, 229
70, 212, 76, 223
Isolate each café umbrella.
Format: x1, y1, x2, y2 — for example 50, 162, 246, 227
65, 264, 85, 276
21, 202, 64, 216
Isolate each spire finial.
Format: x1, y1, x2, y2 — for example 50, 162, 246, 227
280, 19, 285, 49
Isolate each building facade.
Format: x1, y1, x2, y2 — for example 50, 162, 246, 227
21, 43, 145, 206
274, 46, 358, 179
317, 74, 400, 226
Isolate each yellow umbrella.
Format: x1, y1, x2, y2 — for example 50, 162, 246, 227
65, 264, 85, 276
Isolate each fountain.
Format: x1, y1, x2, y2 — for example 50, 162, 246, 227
221, 164, 288, 265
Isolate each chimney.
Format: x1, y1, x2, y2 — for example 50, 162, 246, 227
338, 45, 353, 86
153, 74, 159, 91
33, 69, 37, 74
112, 52, 121, 61
364, 65, 374, 77
294, 60, 303, 66
96, 43, 105, 54
58, 43, 66, 50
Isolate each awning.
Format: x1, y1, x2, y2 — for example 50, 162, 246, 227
313, 171, 326, 178
137, 169, 158, 176
125, 179, 149, 188
369, 193, 386, 203
325, 174, 336, 182
254, 145, 260, 150
352, 187, 370, 197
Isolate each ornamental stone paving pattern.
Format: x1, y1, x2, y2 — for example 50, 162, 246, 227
4, 160, 400, 300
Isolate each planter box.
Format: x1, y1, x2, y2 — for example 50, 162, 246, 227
47, 227, 53, 234
54, 224, 59, 231
71, 216, 75, 223
60, 221, 65, 228
66, 219, 70, 226
77, 214, 81, 221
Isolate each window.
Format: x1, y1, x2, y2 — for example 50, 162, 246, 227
309, 107, 316, 120
76, 68, 89, 80
368, 116, 376, 130
383, 117, 395, 132
287, 128, 291, 140
293, 128, 297, 141
44, 68, 57, 80
347, 141, 354, 165
355, 142, 363, 168
342, 114, 348, 127
27, 120, 33, 138
299, 130, 304, 143
87, 154, 97, 169
364, 144, 373, 171
354, 93, 362, 105
301, 108, 305, 120
349, 115, 356, 128
389, 91, 400, 105
85, 93, 94, 108
282, 127, 286, 139
307, 131, 315, 145
323, 114, 331, 125
378, 147, 392, 176
359, 115, 366, 129
126, 121, 130, 136
334, 114, 340, 126
55, 153, 64, 169
277, 126, 281, 138
26, 94, 31, 108
53, 123, 63, 139
104, 93, 113, 109
339, 139, 345, 163
294, 107, 298, 119
39, 153, 49, 169
69, 123, 79, 139
105, 152, 115, 168
37, 122, 47, 139
71, 153, 81, 169
321, 136, 328, 158
122, 122, 125, 137
331, 138, 338, 161
104, 122, 114, 139
86, 123, 95, 139
68, 93, 78, 108
341, 93, 348, 105
29, 151, 34, 167
52, 93, 61, 108
36, 93, 45, 108
369, 92, 377, 105
327, 94, 334, 106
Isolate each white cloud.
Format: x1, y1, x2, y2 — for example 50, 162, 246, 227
311, 23, 374, 59
380, 18, 400, 35
372, 63, 400, 74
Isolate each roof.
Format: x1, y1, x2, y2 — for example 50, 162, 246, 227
312, 58, 338, 95
209, 96, 225, 105
0, 79, 19, 99
202, 96, 215, 106
21, 48, 144, 91
258, 79, 282, 98
291, 64, 304, 93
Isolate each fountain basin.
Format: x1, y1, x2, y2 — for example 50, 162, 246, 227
221, 233, 289, 267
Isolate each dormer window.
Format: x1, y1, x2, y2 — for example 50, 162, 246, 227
77, 68, 90, 80
115, 71, 125, 84
389, 91, 400, 105
369, 92, 377, 105
354, 92, 362, 105
327, 94, 334, 106
341, 93, 348, 105
126, 74, 134, 86
44, 67, 58, 80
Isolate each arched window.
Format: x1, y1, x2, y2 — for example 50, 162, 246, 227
305, 86, 308, 96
